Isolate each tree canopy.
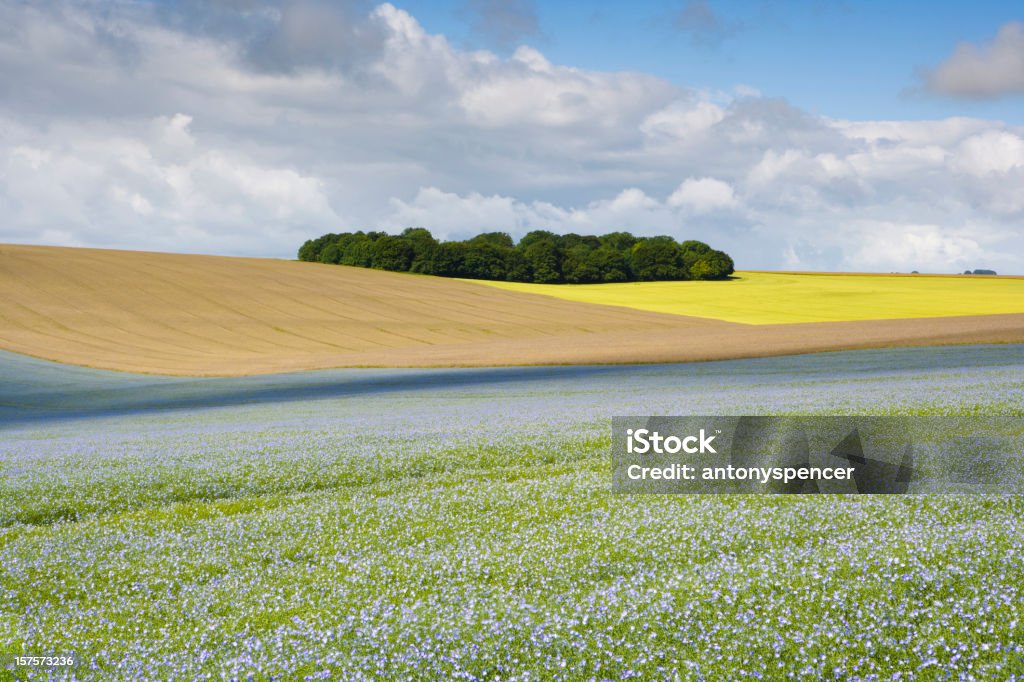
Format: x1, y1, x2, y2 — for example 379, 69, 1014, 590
297, 228, 734, 283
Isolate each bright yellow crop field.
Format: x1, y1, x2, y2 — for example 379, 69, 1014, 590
477, 272, 1024, 324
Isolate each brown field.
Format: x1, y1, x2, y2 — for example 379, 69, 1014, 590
1, 244, 1022, 376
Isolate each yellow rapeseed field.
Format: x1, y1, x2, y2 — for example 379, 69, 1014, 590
477, 272, 1024, 324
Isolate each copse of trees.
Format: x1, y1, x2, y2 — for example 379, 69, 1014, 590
297, 228, 734, 283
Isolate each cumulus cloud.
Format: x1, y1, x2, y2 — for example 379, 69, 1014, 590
841, 222, 986, 272
457, 46, 676, 129
386, 185, 704, 238
385, 187, 563, 237
952, 130, 1024, 175
0, 1, 1021, 273
926, 21, 1024, 98
667, 178, 737, 212
640, 100, 725, 140
1, 113, 337, 255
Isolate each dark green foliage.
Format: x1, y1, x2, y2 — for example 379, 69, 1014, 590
629, 236, 685, 281
318, 243, 342, 264
590, 246, 631, 282
371, 236, 415, 272
340, 234, 375, 267
518, 230, 560, 251
690, 251, 735, 280
504, 250, 533, 282
467, 232, 515, 249
522, 239, 562, 283
298, 233, 341, 263
599, 232, 638, 252
678, 240, 712, 272
401, 228, 441, 274
433, 242, 466, 277
462, 243, 509, 280
297, 228, 734, 283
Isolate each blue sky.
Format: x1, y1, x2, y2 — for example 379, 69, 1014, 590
0, 0, 1022, 272
399, 0, 1024, 123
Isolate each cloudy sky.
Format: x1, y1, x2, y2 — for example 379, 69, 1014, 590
1, 0, 1022, 272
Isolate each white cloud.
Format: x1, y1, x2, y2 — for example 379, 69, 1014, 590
952, 130, 1024, 175
0, 2, 1020, 273
1, 113, 337, 255
607, 188, 660, 212
640, 100, 725, 140
841, 222, 985, 272
459, 45, 674, 129
667, 178, 736, 212
747, 149, 809, 186
385, 187, 563, 235
833, 117, 992, 146
926, 22, 1024, 98
383, 186, 680, 238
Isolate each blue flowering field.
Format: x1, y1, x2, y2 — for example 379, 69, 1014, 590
2, 345, 1024, 680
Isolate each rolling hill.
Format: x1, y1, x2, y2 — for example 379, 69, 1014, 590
1, 244, 1022, 375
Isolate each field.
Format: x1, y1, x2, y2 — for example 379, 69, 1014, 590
478, 271, 1024, 324
1, 245, 1023, 375
0, 244, 701, 375
2, 345, 1024, 679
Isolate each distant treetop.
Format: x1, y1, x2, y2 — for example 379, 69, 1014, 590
298, 228, 734, 283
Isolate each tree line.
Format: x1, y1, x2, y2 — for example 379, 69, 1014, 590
297, 228, 734, 283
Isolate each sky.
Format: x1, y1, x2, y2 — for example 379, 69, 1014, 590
0, 0, 1022, 273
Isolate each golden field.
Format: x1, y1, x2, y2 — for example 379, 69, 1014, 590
477, 271, 1024, 324
1, 244, 1022, 375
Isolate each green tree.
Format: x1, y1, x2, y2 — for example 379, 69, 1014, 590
518, 230, 559, 251
504, 250, 533, 282
563, 243, 602, 283
297, 228, 734, 283
630, 237, 685, 281
599, 231, 638, 252
468, 232, 515, 249
522, 239, 562, 283
462, 242, 509, 280
401, 228, 440, 274
678, 240, 712, 275
590, 246, 631, 282
432, 242, 467, 277
559, 233, 600, 252
318, 243, 342, 264
339, 234, 375, 267
690, 251, 735, 280
298, 233, 340, 262
371, 236, 415, 271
